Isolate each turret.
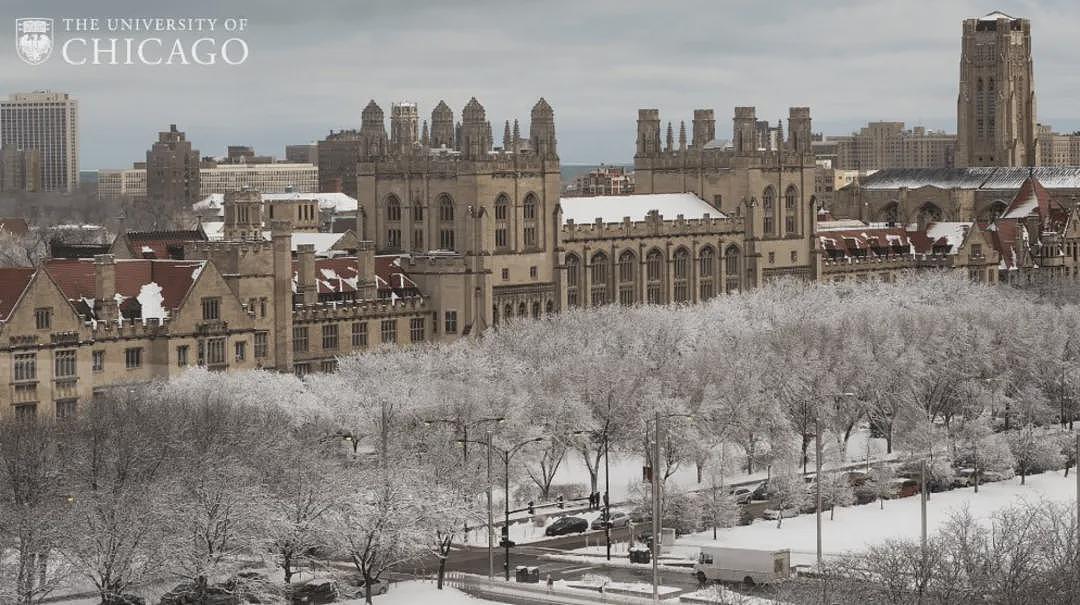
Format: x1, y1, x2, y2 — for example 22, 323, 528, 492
530, 97, 558, 160
390, 101, 419, 155
636, 109, 661, 158
430, 101, 455, 149
733, 106, 757, 156
360, 100, 388, 159
460, 98, 492, 160
692, 109, 715, 148
787, 107, 812, 155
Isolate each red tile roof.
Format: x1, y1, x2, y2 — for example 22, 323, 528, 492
817, 227, 912, 259
0, 267, 35, 321
43, 258, 205, 319
122, 229, 206, 259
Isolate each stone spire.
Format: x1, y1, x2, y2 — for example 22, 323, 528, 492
359, 100, 388, 158
678, 121, 687, 151
421, 120, 430, 147
460, 98, 492, 160
512, 119, 520, 152
503, 120, 512, 149
665, 122, 674, 152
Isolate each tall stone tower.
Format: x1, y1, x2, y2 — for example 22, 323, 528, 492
530, 98, 558, 160
430, 101, 455, 149
635, 109, 661, 157
389, 101, 419, 155
956, 11, 1038, 167
222, 188, 263, 241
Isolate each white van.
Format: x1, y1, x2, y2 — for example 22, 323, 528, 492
693, 546, 792, 585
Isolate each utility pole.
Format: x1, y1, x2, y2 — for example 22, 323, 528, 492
815, 416, 823, 571
486, 431, 494, 582
919, 459, 928, 605
604, 430, 612, 561
1075, 434, 1079, 541
652, 411, 661, 604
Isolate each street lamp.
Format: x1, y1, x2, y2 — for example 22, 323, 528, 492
425, 416, 505, 462
643, 412, 693, 603
456, 435, 545, 582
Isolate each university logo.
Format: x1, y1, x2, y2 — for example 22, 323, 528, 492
15, 18, 54, 65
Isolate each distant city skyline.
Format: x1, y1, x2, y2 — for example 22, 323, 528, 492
6, 0, 1080, 169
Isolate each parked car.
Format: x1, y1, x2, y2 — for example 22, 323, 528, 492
731, 484, 759, 505
883, 477, 920, 499
979, 468, 1015, 483
749, 481, 770, 502
761, 506, 800, 521
842, 470, 870, 487
348, 578, 389, 597
545, 516, 589, 536
290, 580, 339, 605
952, 468, 976, 488
591, 510, 630, 530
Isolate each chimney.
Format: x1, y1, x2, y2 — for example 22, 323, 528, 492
270, 220, 294, 372
94, 254, 118, 323
355, 241, 377, 300
297, 243, 317, 306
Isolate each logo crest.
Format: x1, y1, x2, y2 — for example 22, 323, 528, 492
16, 18, 53, 65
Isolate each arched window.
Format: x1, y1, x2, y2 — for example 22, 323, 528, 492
617, 250, 636, 305
762, 187, 776, 236
494, 194, 510, 249
523, 193, 538, 248
987, 78, 996, 137
504, 304, 513, 321
672, 248, 690, 303
646, 249, 664, 304
917, 202, 943, 226
437, 194, 455, 251
724, 245, 741, 293
412, 200, 425, 251
565, 254, 581, 307
545, 300, 554, 314
518, 302, 527, 317
385, 195, 402, 250
698, 246, 716, 300
590, 251, 609, 306
878, 202, 900, 225
976, 79, 985, 139
531, 301, 540, 319
784, 185, 799, 235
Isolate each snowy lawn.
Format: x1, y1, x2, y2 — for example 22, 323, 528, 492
340, 579, 477, 604
680, 586, 791, 604
680, 470, 1078, 566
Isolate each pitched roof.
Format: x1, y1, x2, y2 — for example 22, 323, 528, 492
1001, 175, 1053, 220
817, 226, 912, 259
0, 267, 35, 321
44, 258, 205, 320
858, 167, 1080, 191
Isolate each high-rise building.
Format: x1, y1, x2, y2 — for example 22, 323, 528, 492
0, 91, 79, 192
285, 144, 317, 164
146, 124, 201, 207
956, 12, 1038, 167
813, 122, 957, 170
0, 145, 41, 192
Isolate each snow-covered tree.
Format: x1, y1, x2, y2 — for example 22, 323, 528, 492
766, 469, 808, 528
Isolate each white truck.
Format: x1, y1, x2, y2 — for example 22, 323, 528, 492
693, 546, 792, 585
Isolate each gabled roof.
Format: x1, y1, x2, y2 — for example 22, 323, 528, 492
44, 258, 205, 320
0, 267, 35, 321
907, 222, 974, 255
1001, 175, 1052, 220
817, 226, 912, 258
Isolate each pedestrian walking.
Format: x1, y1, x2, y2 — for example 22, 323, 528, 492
546, 574, 553, 592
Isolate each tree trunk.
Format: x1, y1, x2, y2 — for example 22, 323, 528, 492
283, 553, 293, 584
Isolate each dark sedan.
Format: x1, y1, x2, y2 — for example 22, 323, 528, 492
545, 515, 589, 536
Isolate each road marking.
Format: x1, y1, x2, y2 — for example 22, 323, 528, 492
559, 566, 596, 574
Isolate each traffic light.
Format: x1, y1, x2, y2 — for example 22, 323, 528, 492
528, 500, 535, 515
501, 525, 509, 540
557, 495, 564, 509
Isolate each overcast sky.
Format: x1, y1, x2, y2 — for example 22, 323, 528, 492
5, 0, 1080, 169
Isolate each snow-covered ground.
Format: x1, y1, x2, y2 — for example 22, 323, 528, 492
680, 470, 1077, 566
341, 580, 479, 604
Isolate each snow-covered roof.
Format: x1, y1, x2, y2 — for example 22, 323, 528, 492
922, 222, 972, 253
979, 10, 1016, 20
264, 231, 350, 255
859, 167, 1080, 191
1001, 191, 1039, 220
818, 219, 869, 231
560, 193, 725, 224
194, 192, 358, 215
